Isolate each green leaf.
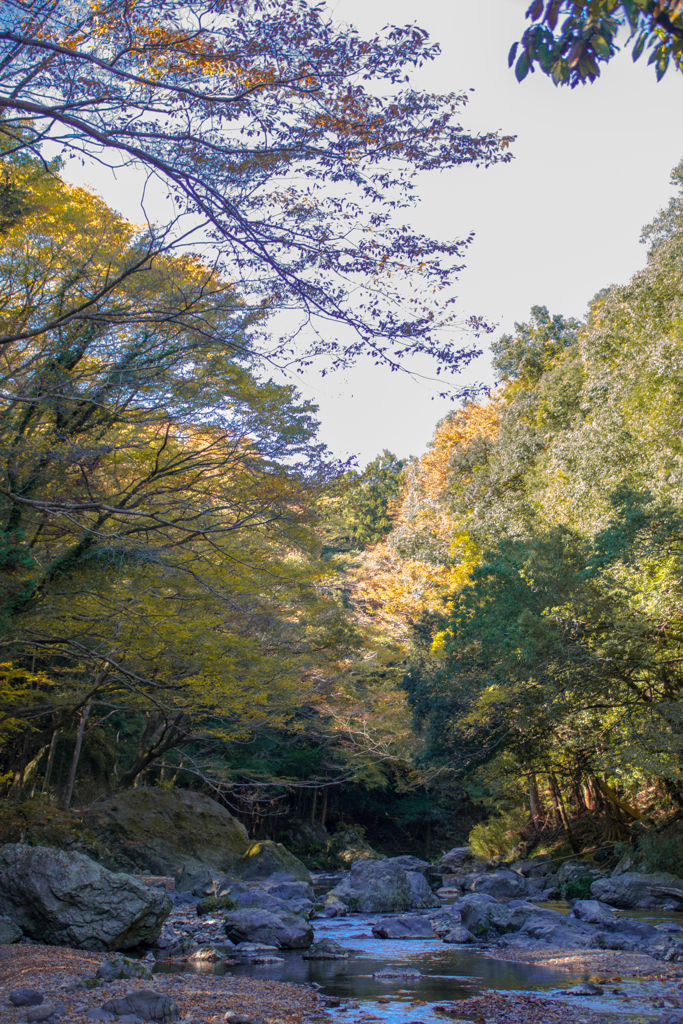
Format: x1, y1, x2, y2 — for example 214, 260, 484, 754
515, 52, 530, 81
620, 0, 639, 32
547, 0, 562, 31
656, 53, 671, 80
591, 33, 612, 58
632, 30, 647, 61
508, 42, 519, 68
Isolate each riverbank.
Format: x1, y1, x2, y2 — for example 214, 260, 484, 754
0, 946, 331, 1024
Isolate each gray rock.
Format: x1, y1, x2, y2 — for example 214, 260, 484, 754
428, 905, 462, 937
101, 989, 179, 1022
510, 856, 555, 879
0, 844, 171, 951
26, 1005, 56, 1023
443, 927, 476, 943
389, 856, 430, 875
233, 942, 279, 953
87, 1012, 113, 1021
464, 869, 527, 900
96, 956, 152, 982
236, 842, 310, 883
231, 890, 312, 916
373, 966, 421, 979
592, 871, 683, 908
558, 983, 603, 996
188, 947, 224, 962
223, 908, 313, 949
457, 894, 514, 937
327, 859, 414, 913
302, 938, 350, 959
116, 1016, 144, 1024
651, 1015, 683, 1024
569, 899, 617, 927
436, 847, 473, 873
613, 917, 658, 939
405, 871, 440, 909
9, 988, 43, 1007
518, 915, 591, 948
322, 896, 348, 918
262, 880, 313, 901
372, 915, 436, 939
589, 932, 635, 951
0, 920, 22, 944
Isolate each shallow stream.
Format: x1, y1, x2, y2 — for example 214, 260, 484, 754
150, 904, 683, 1023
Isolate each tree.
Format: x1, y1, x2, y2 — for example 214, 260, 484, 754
510, 1, 683, 86
0, 0, 514, 386
0, 156, 357, 795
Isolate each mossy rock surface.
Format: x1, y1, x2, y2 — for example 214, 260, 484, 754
237, 840, 311, 882
0, 800, 112, 865
83, 788, 250, 875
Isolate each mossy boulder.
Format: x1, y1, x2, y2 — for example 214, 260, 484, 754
328, 827, 383, 867
83, 788, 249, 875
236, 841, 311, 882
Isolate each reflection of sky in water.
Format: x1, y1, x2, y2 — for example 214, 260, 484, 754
153, 907, 683, 1023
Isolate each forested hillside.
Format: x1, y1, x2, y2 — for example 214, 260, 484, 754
368, 162, 683, 863
5, 0, 683, 875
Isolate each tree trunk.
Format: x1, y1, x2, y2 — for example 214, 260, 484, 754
548, 771, 579, 852
528, 773, 542, 825
321, 787, 328, 829
310, 788, 318, 823
42, 729, 60, 795
62, 704, 90, 811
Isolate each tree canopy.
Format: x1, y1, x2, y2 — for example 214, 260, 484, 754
510, 1, 683, 85
0, 0, 513, 386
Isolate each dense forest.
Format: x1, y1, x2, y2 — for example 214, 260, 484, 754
4, 0, 683, 874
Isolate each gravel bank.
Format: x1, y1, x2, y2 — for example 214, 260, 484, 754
0, 946, 331, 1024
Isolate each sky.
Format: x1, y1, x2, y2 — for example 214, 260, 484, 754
61, 0, 683, 465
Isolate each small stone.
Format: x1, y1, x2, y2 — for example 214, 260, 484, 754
10, 989, 43, 1007
101, 989, 179, 1023
87, 1010, 114, 1021
373, 966, 421, 979
223, 1015, 263, 1024
26, 1006, 56, 1024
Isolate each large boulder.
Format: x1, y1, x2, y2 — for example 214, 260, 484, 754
510, 855, 556, 880
591, 871, 683, 908
0, 844, 171, 950
436, 847, 473, 874
406, 871, 440, 908
326, 859, 414, 913
464, 869, 528, 900
328, 828, 383, 867
569, 899, 618, 928
236, 842, 311, 883
223, 907, 313, 949
457, 894, 515, 937
84, 788, 249, 876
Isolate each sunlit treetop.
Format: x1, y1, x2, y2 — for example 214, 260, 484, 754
0, 0, 514, 389
510, 1, 683, 86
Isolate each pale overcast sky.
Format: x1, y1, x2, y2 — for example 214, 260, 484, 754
62, 0, 683, 465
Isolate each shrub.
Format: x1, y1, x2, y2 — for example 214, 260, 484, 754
562, 877, 594, 900
196, 895, 236, 916
468, 808, 528, 860
637, 831, 683, 875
